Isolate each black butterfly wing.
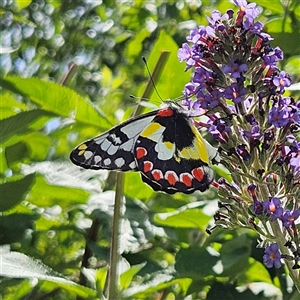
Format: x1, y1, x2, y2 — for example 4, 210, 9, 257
70, 112, 157, 171
133, 105, 214, 194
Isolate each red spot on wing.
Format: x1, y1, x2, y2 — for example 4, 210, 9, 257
192, 168, 205, 182
152, 169, 163, 181
143, 161, 153, 172
136, 147, 147, 159
165, 171, 178, 186
180, 173, 193, 187
157, 107, 174, 117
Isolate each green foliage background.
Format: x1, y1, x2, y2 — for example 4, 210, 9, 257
1, 0, 299, 299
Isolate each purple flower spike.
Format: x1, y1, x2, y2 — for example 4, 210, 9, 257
268, 106, 290, 128
224, 83, 247, 104
264, 197, 283, 219
263, 243, 282, 268
273, 71, 292, 92
223, 59, 248, 79
282, 210, 300, 228
177, 43, 195, 70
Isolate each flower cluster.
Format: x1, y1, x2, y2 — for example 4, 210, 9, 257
178, 0, 299, 283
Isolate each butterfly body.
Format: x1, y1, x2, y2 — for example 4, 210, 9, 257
70, 102, 217, 194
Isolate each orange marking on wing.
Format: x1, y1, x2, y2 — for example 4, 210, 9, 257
136, 147, 147, 159
192, 168, 204, 182
143, 161, 153, 172
180, 173, 193, 187
152, 169, 163, 181
157, 107, 174, 117
165, 171, 178, 186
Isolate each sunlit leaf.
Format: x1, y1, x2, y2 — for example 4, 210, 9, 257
1, 76, 111, 130
123, 172, 154, 199
27, 176, 90, 208
144, 31, 191, 102
154, 203, 211, 229
239, 258, 272, 285
0, 249, 96, 298
122, 270, 173, 298
0, 109, 54, 144
0, 93, 27, 119
15, 0, 32, 10
120, 262, 147, 289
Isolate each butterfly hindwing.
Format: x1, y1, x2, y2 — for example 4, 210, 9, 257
70, 112, 157, 171
134, 105, 214, 194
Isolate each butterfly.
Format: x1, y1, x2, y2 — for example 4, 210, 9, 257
70, 101, 218, 194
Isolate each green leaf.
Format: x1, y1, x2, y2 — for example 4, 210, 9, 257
285, 56, 300, 78
0, 249, 96, 298
123, 172, 154, 199
254, 0, 284, 14
0, 148, 8, 174
122, 270, 173, 298
0, 279, 34, 300
154, 203, 211, 229
0, 173, 35, 212
125, 28, 151, 63
122, 198, 163, 252
219, 234, 252, 277
270, 32, 299, 56
175, 247, 218, 278
0, 109, 54, 144
206, 281, 256, 300
213, 163, 232, 183
145, 31, 191, 102
123, 277, 193, 298
5, 142, 29, 166
0, 92, 27, 119
1, 76, 111, 130
120, 262, 147, 289
15, 0, 32, 10
95, 267, 109, 293
20, 132, 51, 160
266, 17, 292, 33
0, 214, 35, 245
239, 258, 273, 285
27, 176, 90, 208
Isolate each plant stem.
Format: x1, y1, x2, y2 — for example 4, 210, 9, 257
107, 172, 124, 300
106, 51, 170, 300
259, 181, 300, 293
270, 220, 300, 293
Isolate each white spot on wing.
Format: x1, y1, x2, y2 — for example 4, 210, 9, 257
155, 139, 175, 160
107, 145, 118, 155
94, 156, 101, 164
104, 158, 111, 166
110, 133, 122, 145
94, 133, 108, 144
100, 139, 111, 151
129, 161, 137, 169
84, 151, 93, 160
114, 157, 125, 168
120, 116, 153, 138
120, 139, 134, 151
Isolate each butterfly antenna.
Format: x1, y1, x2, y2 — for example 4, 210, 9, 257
142, 56, 163, 102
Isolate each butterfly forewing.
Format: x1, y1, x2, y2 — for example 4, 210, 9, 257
70, 112, 157, 171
